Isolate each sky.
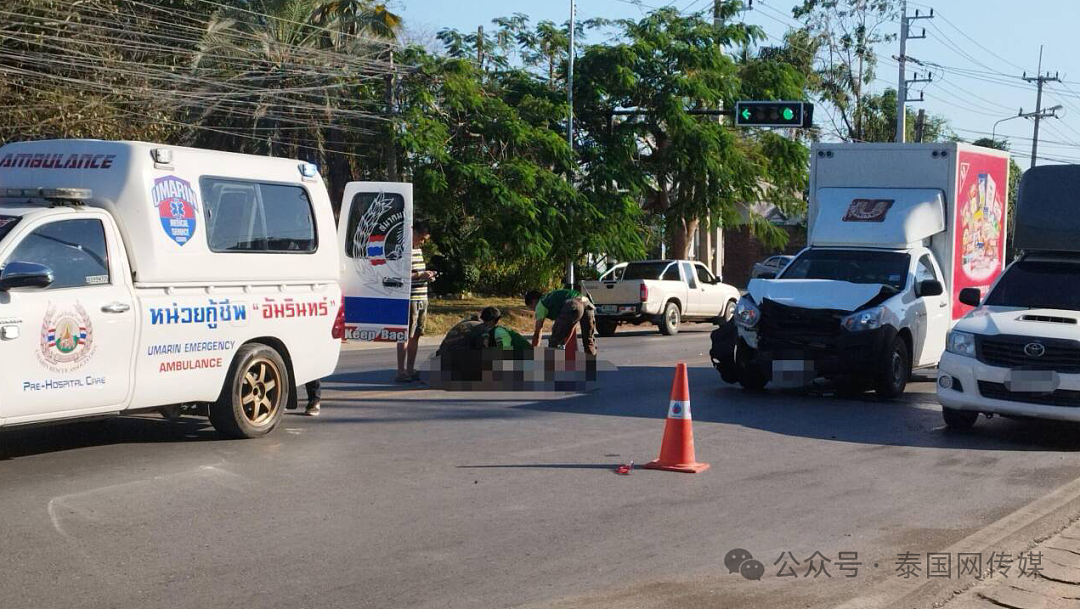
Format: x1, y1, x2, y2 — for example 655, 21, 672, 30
393, 0, 1080, 169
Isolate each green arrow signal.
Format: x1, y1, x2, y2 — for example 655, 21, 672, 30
782, 107, 795, 121
741, 108, 751, 121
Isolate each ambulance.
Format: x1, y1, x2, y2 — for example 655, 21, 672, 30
0, 140, 345, 438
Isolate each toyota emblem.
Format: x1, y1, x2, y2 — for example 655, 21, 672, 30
1024, 342, 1046, 358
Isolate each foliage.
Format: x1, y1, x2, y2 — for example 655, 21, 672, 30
793, 0, 900, 141
574, 6, 810, 258
859, 89, 955, 143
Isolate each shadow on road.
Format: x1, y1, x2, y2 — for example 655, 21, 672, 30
0, 416, 218, 461
506, 366, 1080, 453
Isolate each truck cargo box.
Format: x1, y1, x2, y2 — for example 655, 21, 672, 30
1013, 164, 1080, 253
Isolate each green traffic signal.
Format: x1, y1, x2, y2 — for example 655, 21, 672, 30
782, 107, 794, 121
734, 101, 811, 128
741, 108, 751, 121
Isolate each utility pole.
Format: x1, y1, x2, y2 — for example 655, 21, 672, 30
477, 26, 484, 67
1023, 46, 1060, 168
565, 0, 575, 288
896, 2, 932, 142
914, 108, 926, 142
384, 50, 398, 182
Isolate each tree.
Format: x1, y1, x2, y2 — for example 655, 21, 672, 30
793, 0, 899, 142
574, 6, 810, 258
859, 89, 955, 143
393, 48, 643, 294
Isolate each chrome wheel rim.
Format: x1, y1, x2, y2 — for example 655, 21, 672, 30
668, 308, 678, 329
241, 358, 282, 426
891, 350, 904, 387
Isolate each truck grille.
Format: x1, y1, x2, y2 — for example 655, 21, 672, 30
977, 381, 1080, 408
758, 300, 843, 348
976, 335, 1080, 373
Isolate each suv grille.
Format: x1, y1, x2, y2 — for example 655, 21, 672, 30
976, 335, 1080, 373
978, 381, 1080, 408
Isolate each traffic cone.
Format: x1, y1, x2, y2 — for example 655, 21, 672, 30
644, 363, 710, 473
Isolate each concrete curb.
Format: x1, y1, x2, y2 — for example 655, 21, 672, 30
945, 521, 1080, 609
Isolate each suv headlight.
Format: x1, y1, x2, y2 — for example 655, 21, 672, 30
947, 331, 977, 357
734, 296, 760, 328
841, 306, 884, 332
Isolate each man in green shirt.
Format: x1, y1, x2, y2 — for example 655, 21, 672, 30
477, 306, 532, 351
524, 288, 597, 355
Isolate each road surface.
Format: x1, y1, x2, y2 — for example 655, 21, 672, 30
2, 325, 1079, 609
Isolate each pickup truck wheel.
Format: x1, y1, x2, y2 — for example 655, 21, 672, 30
209, 343, 290, 439
942, 407, 979, 429
597, 319, 618, 337
658, 302, 680, 335
874, 337, 910, 399
722, 300, 737, 323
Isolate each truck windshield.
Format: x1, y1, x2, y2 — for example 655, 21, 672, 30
984, 259, 1080, 310
0, 215, 20, 242
781, 249, 910, 291
622, 262, 671, 280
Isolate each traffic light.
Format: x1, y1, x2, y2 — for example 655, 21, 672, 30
734, 101, 813, 128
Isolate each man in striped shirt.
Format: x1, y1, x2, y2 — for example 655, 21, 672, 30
397, 220, 435, 382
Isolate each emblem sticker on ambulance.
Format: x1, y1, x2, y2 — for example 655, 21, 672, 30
842, 198, 894, 223
38, 302, 96, 373
151, 175, 199, 246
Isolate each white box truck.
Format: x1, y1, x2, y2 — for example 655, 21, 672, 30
711, 142, 1010, 397
0, 140, 345, 438
938, 164, 1080, 428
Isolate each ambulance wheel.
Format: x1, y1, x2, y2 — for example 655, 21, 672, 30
210, 343, 290, 439
942, 408, 979, 429
597, 319, 618, 337
874, 337, 910, 399
659, 302, 681, 335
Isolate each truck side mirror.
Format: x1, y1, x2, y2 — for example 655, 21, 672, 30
0, 261, 54, 291
958, 287, 981, 307
916, 279, 943, 298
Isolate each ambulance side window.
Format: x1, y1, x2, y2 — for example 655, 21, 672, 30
4, 219, 110, 289
201, 178, 316, 253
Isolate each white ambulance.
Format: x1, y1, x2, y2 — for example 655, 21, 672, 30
0, 140, 344, 438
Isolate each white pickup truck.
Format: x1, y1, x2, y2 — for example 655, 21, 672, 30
582, 259, 741, 336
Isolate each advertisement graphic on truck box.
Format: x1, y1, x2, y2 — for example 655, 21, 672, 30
151, 175, 199, 246
953, 151, 1008, 319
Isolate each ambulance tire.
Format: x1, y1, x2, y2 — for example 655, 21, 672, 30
210, 343, 290, 439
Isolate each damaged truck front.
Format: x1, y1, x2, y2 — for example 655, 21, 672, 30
711, 142, 1010, 398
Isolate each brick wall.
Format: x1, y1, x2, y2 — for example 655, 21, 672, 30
721, 225, 807, 289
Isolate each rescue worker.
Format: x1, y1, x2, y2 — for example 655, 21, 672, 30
525, 288, 597, 355
477, 306, 532, 351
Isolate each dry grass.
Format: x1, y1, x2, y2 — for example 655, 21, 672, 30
424, 296, 535, 337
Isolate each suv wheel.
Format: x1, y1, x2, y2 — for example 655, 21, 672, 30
942, 407, 979, 429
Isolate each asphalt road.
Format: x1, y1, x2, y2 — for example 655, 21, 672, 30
2, 325, 1080, 609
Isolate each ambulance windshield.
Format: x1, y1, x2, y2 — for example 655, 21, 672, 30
0, 215, 20, 243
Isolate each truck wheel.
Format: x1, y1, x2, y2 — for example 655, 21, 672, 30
209, 343, 290, 439
710, 324, 740, 383
739, 366, 769, 391
659, 302, 681, 335
942, 408, 979, 429
597, 319, 618, 337
874, 337, 910, 399
722, 300, 737, 323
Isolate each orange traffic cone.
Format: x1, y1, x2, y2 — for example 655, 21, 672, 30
644, 363, 710, 473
